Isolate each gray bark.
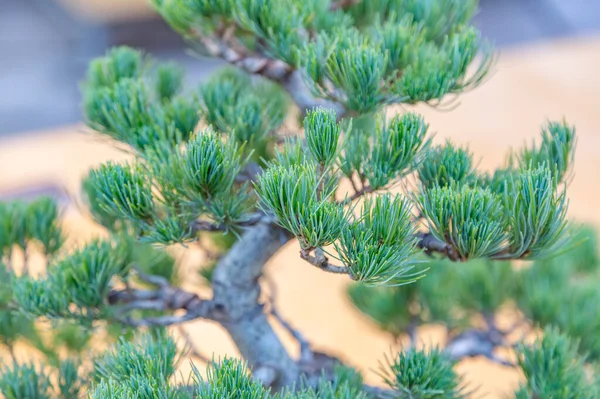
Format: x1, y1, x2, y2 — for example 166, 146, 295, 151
211, 222, 299, 389
281, 71, 347, 118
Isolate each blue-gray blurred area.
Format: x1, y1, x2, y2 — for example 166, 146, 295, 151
0, 0, 598, 136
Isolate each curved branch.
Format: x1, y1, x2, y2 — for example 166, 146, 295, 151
264, 275, 313, 362
196, 33, 346, 118
192, 212, 266, 233
300, 248, 352, 276
445, 328, 514, 367
107, 271, 215, 327
197, 34, 293, 81
416, 232, 461, 261
211, 222, 300, 389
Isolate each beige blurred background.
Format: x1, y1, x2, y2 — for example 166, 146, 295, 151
1, 1, 599, 397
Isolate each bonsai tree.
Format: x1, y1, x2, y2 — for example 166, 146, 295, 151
1, 0, 599, 397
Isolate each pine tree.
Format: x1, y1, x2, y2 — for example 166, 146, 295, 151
1, 0, 599, 397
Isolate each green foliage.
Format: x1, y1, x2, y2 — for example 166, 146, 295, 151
516, 229, 600, 360
1, 201, 28, 251
89, 330, 184, 398
0, 198, 64, 259
348, 256, 517, 338
418, 142, 475, 189
515, 327, 598, 399
303, 23, 491, 113
131, 241, 178, 285
82, 171, 121, 230
51, 322, 92, 355
563, 225, 599, 274
199, 68, 288, 150
88, 162, 155, 225
453, 259, 516, 314
13, 237, 131, 319
0, 362, 51, 399
348, 0, 477, 41
84, 78, 163, 148
26, 197, 63, 256
85, 46, 145, 90
56, 359, 85, 399
0, 358, 85, 399
256, 164, 346, 249
379, 348, 467, 399
290, 364, 368, 399
513, 120, 576, 184
504, 165, 570, 259
181, 129, 246, 201
304, 107, 342, 167
325, 30, 388, 114
394, 26, 492, 104
339, 112, 429, 189
90, 377, 188, 399
193, 357, 269, 398
156, 62, 184, 101
83, 47, 199, 153
418, 184, 506, 260
371, 15, 424, 75
84, 127, 255, 244
348, 283, 413, 337
336, 194, 422, 285
234, 0, 306, 66
92, 330, 178, 384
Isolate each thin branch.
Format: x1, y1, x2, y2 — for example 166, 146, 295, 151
271, 308, 313, 361
329, 0, 359, 11
108, 272, 215, 327
445, 328, 514, 367
235, 161, 262, 184
406, 320, 418, 349
362, 385, 397, 399
300, 248, 351, 276
194, 32, 346, 118
177, 325, 210, 364
348, 185, 373, 202
264, 275, 313, 362
22, 247, 29, 276
135, 270, 170, 288
337, 184, 373, 206
197, 33, 293, 82
415, 232, 461, 262
192, 213, 266, 233
8, 345, 17, 364
118, 312, 202, 327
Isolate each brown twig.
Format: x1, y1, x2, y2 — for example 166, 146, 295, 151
108, 270, 215, 327
415, 232, 461, 262
338, 185, 374, 205
329, 0, 359, 11
299, 248, 351, 276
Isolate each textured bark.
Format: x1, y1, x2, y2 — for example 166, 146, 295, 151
211, 222, 299, 389
198, 34, 346, 118
281, 71, 347, 118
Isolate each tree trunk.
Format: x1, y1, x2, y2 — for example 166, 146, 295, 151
211, 222, 299, 389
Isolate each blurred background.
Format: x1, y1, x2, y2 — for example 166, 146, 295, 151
1, 0, 599, 136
